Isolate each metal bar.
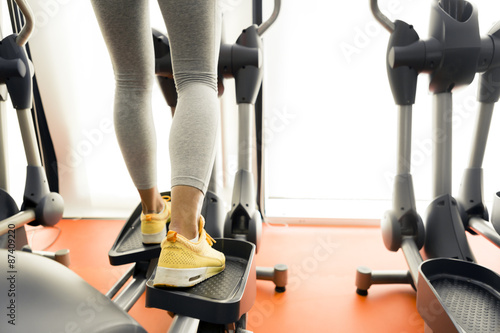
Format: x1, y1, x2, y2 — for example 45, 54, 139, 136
397, 105, 413, 175
238, 103, 253, 172
112, 260, 156, 312
256, 266, 274, 281
356, 266, 413, 294
253, 0, 263, 25
370, 270, 413, 285
7, 0, 22, 36
13, 0, 34, 46
17, 108, 42, 167
105, 264, 135, 299
258, 142, 267, 218
112, 275, 147, 313
0, 98, 8, 192
469, 217, 500, 249
370, 0, 395, 33
207, 157, 219, 194
432, 92, 453, 198
0, 209, 36, 235
0, 17, 7, 193
168, 316, 200, 333
257, 264, 287, 290
253, 0, 264, 219
257, 0, 281, 36
401, 237, 423, 285
468, 102, 494, 168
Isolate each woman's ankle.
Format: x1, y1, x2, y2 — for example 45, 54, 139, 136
138, 187, 165, 214
170, 185, 204, 240
169, 219, 199, 240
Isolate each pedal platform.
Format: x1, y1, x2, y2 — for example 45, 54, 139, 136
417, 258, 500, 332
146, 238, 256, 325
108, 192, 170, 266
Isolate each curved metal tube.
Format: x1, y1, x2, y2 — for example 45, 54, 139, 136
370, 0, 395, 33
257, 0, 281, 36
14, 0, 35, 46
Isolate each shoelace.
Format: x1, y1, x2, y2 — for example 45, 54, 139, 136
167, 230, 216, 246
206, 232, 216, 246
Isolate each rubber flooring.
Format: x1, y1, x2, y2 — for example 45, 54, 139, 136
30, 219, 500, 332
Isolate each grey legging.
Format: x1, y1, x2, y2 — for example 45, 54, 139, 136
91, 0, 221, 194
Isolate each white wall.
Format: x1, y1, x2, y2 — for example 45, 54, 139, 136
5, 0, 500, 224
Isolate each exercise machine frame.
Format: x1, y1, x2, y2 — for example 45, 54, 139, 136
356, 1, 500, 332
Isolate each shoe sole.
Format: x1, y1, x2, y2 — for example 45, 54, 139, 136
142, 226, 166, 244
153, 265, 225, 288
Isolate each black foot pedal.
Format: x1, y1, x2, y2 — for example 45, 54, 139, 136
417, 258, 500, 332
108, 209, 160, 265
108, 192, 170, 266
145, 239, 256, 325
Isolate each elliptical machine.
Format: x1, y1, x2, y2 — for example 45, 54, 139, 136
0, 1, 149, 332
0, 0, 63, 250
356, 1, 500, 332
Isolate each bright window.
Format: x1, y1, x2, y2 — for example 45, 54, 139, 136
261, 0, 500, 224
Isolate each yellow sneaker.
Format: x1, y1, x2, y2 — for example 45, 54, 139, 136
153, 216, 225, 287
141, 196, 171, 244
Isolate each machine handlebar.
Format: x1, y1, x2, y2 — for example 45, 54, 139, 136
257, 0, 281, 36
14, 0, 35, 46
370, 0, 395, 33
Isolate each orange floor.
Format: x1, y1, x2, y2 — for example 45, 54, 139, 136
29, 219, 500, 333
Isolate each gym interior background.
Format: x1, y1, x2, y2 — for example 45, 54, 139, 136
4, 0, 500, 332
4, 0, 500, 223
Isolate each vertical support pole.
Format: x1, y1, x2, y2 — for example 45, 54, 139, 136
397, 105, 413, 175
456, 102, 493, 221
467, 102, 494, 169
425, 93, 475, 261
238, 103, 253, 172
0, 95, 8, 192
392, 105, 418, 219
0, 20, 7, 192
253, 0, 264, 217
17, 108, 42, 167
432, 92, 453, 198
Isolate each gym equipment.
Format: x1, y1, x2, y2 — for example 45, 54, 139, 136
0, 1, 146, 332
108, 0, 287, 331
356, 1, 500, 332
0, 0, 63, 249
0, 0, 67, 264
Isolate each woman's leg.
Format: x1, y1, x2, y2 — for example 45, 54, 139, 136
91, 0, 164, 215
150, 0, 225, 287
92, 0, 222, 254
158, 0, 222, 240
